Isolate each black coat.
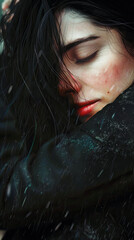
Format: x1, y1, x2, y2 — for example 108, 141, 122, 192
0, 83, 134, 239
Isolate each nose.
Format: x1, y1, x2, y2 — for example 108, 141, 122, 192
58, 73, 81, 97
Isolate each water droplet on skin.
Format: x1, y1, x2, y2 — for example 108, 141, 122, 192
104, 67, 108, 73
110, 84, 115, 91
96, 72, 100, 77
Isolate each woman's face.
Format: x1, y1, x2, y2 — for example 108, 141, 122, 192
57, 9, 134, 122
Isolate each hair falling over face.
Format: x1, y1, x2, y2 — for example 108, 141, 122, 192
0, 0, 134, 135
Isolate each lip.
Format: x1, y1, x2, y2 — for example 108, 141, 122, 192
75, 99, 100, 117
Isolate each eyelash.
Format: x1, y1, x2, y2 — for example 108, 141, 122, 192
75, 50, 98, 64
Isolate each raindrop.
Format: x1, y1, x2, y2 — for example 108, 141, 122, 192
64, 210, 69, 218
8, 85, 13, 94
112, 113, 115, 119
22, 196, 27, 207
46, 201, 51, 209
97, 169, 104, 178
6, 184, 11, 197
70, 223, 74, 231
55, 222, 62, 231
25, 212, 32, 218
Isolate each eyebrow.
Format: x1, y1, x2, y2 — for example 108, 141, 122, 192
61, 35, 100, 53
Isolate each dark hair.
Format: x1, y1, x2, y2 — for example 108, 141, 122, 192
0, 0, 134, 151
0, 0, 72, 152
51, 0, 134, 55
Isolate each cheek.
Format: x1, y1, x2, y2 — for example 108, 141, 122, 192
102, 65, 123, 84
88, 63, 126, 89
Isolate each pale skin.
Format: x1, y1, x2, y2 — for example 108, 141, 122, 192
57, 9, 134, 122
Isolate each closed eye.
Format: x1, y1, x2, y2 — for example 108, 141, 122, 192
75, 50, 98, 64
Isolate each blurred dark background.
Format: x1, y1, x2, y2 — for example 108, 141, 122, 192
0, 0, 3, 53
0, 0, 3, 18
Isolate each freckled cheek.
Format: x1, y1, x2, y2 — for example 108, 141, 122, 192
90, 65, 124, 87
104, 64, 126, 85
82, 72, 113, 88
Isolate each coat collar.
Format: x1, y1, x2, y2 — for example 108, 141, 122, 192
79, 83, 134, 140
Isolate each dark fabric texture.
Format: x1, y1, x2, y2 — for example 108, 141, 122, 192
0, 83, 134, 239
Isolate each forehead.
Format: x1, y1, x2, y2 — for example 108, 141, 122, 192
57, 9, 105, 45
